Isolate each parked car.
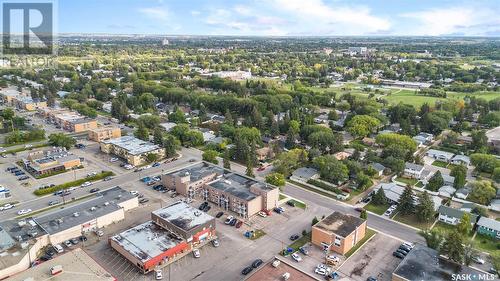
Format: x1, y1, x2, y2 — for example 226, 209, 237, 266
289, 234, 300, 241
18, 175, 29, 181
155, 269, 163, 280
45, 247, 56, 257
392, 251, 405, 259
291, 252, 302, 262
139, 198, 149, 204
225, 216, 234, 225
192, 249, 200, 258
273, 207, 285, 214
212, 239, 220, 247
396, 249, 408, 256
286, 200, 296, 207
89, 188, 100, 193
53, 244, 64, 253
472, 256, 485, 264
257, 211, 267, 218
215, 211, 224, 218
152, 162, 161, 167
354, 207, 364, 212
235, 220, 243, 228
0, 203, 14, 210
384, 209, 393, 216
109, 157, 119, 162
252, 259, 263, 268
103, 176, 113, 181
17, 209, 32, 215
199, 202, 208, 210
299, 246, 309, 255
229, 218, 237, 226
63, 240, 73, 247
130, 190, 139, 196
367, 277, 378, 281
79, 235, 87, 242
70, 238, 79, 245
362, 197, 371, 203
95, 230, 104, 237
315, 267, 327, 276
241, 266, 253, 275
399, 244, 412, 252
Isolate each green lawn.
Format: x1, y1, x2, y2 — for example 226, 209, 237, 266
249, 229, 266, 240
471, 234, 499, 255
289, 180, 340, 201
384, 89, 500, 107
345, 228, 377, 258
394, 213, 433, 230
364, 202, 389, 215
284, 232, 311, 254
432, 222, 474, 237
432, 160, 449, 168
279, 194, 287, 201
395, 176, 418, 186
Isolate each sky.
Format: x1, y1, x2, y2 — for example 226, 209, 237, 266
54, 0, 500, 36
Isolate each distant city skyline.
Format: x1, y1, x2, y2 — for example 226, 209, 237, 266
51, 0, 500, 37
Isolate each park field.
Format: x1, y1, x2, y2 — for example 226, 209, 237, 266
384, 90, 499, 107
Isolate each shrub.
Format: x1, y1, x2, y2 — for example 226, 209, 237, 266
34, 171, 114, 196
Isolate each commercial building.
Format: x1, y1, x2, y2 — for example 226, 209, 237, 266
311, 211, 367, 255
0, 186, 137, 279
110, 201, 216, 273
8, 248, 116, 281
88, 126, 121, 142
162, 162, 279, 218
0, 87, 47, 111
392, 244, 485, 281
22, 147, 81, 177
100, 136, 165, 166
38, 108, 98, 133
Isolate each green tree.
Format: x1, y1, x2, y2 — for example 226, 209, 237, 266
468, 180, 496, 205
273, 148, 308, 177
397, 185, 415, 215
312, 155, 349, 184
464, 244, 479, 266
440, 230, 465, 264
450, 165, 467, 189
162, 134, 180, 158
346, 115, 380, 138
416, 191, 435, 223
134, 123, 149, 141
372, 187, 387, 205
266, 172, 286, 187
419, 229, 444, 250
245, 156, 255, 178
153, 127, 164, 145
168, 108, 186, 123
223, 149, 231, 169
490, 252, 500, 275
145, 153, 158, 163
456, 213, 471, 236
493, 167, 500, 183
360, 209, 367, 220
470, 153, 500, 174
48, 133, 76, 150
312, 217, 319, 226
471, 130, 488, 151
202, 149, 219, 164
286, 120, 300, 148
426, 171, 444, 192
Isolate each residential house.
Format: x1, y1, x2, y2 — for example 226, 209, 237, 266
441, 174, 455, 186
459, 202, 477, 213
159, 122, 177, 132
437, 205, 477, 225
438, 186, 456, 198
370, 163, 386, 177
311, 211, 367, 255
412, 132, 434, 146
455, 186, 472, 200
476, 217, 500, 239
426, 149, 454, 163
290, 167, 319, 183
486, 126, 500, 152
404, 163, 425, 179
255, 147, 275, 161
451, 155, 470, 166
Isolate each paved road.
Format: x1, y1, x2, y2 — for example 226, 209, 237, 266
0, 147, 202, 220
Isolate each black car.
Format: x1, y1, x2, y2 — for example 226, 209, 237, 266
45, 248, 56, 257
367, 277, 378, 281
393, 251, 405, 259
79, 235, 88, 241
241, 266, 253, 275
252, 259, 263, 268
286, 200, 296, 207
397, 247, 410, 254
89, 188, 100, 193
215, 211, 224, 218
203, 205, 211, 212
199, 202, 208, 210
139, 198, 149, 204
396, 249, 408, 256
399, 245, 412, 252
40, 254, 53, 261
229, 218, 237, 226
289, 234, 300, 241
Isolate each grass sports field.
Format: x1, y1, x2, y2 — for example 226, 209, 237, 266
384, 89, 499, 107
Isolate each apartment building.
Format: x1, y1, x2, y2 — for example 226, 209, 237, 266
100, 136, 165, 166
88, 126, 121, 142
0, 87, 47, 111
312, 211, 367, 255
38, 108, 97, 133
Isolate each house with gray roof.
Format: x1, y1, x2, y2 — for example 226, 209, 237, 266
370, 163, 386, 176
426, 149, 454, 162
290, 167, 319, 182
438, 205, 478, 225
455, 186, 472, 199
477, 217, 500, 239
451, 154, 470, 166
403, 162, 425, 179
438, 185, 456, 198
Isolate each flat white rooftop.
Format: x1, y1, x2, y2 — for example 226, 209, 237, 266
102, 136, 160, 155
152, 201, 214, 232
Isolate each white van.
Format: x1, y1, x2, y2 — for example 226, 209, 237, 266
53, 244, 64, 253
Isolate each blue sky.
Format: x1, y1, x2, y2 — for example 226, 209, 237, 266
55, 0, 500, 36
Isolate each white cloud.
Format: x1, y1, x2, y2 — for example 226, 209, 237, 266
139, 7, 169, 21
401, 7, 499, 36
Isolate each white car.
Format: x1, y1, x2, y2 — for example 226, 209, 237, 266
155, 269, 163, 280
257, 211, 267, 218
326, 255, 340, 263
315, 267, 327, 276
17, 209, 32, 215
0, 147, 6, 153
53, 244, 64, 253
193, 249, 201, 258
402, 242, 414, 249
225, 216, 234, 225
64, 240, 72, 247
389, 204, 398, 210
212, 239, 220, 247
24, 144, 33, 148
95, 230, 104, 237
81, 181, 92, 187
109, 157, 119, 162
384, 209, 393, 216
291, 252, 302, 262
130, 190, 139, 196
472, 256, 485, 264
0, 203, 14, 211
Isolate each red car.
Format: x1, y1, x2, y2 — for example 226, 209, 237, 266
263, 209, 272, 216
235, 220, 243, 228
341, 188, 351, 193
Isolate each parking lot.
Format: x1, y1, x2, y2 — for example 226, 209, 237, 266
338, 233, 403, 281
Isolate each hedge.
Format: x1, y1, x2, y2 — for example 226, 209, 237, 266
34, 171, 114, 196
307, 179, 343, 194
